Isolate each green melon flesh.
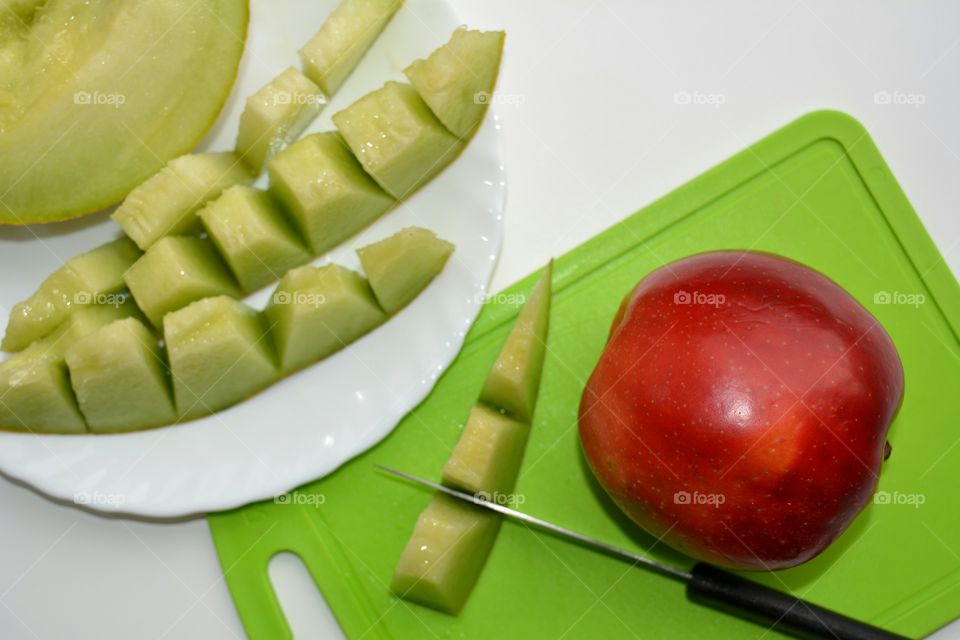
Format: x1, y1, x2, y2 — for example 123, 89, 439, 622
391, 494, 501, 615
265, 264, 386, 372
64, 318, 175, 433
165, 296, 277, 419
199, 185, 311, 292
124, 237, 241, 328
404, 29, 505, 138
2, 237, 141, 351
112, 152, 254, 250
0, 296, 143, 433
0, 342, 86, 433
333, 81, 464, 198
480, 263, 552, 421
235, 68, 326, 174
39, 298, 143, 359
442, 404, 529, 496
0, 0, 249, 223
357, 226, 454, 314
267, 132, 394, 254
298, 0, 403, 96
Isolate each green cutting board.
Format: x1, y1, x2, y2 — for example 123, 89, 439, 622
209, 110, 960, 639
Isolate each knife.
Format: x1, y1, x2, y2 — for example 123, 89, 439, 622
378, 465, 907, 640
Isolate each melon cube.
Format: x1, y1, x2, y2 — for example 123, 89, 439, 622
480, 263, 552, 421
356, 227, 453, 313
0, 343, 86, 434
391, 494, 501, 614
442, 404, 529, 496
298, 0, 403, 95
124, 237, 241, 328
199, 185, 311, 292
112, 152, 254, 250
265, 264, 386, 372
404, 28, 505, 138
165, 297, 277, 419
65, 318, 175, 433
235, 68, 326, 173
2, 237, 141, 351
333, 81, 464, 198
267, 132, 393, 255
41, 298, 143, 360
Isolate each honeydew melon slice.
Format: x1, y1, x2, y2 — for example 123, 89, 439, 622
235, 68, 326, 174
112, 152, 254, 251
0, 0, 249, 224
356, 227, 454, 314
298, 0, 403, 95
480, 263, 552, 421
333, 81, 464, 198
165, 296, 277, 419
442, 404, 529, 496
39, 298, 143, 360
65, 318, 175, 433
404, 29, 505, 138
0, 342, 86, 434
265, 264, 385, 372
390, 494, 501, 614
199, 185, 311, 292
2, 237, 141, 351
268, 132, 394, 254
124, 237, 241, 328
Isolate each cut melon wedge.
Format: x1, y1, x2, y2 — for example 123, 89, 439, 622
2, 237, 141, 351
404, 29, 505, 138
333, 81, 464, 198
480, 263, 553, 421
65, 318, 175, 433
298, 0, 403, 95
165, 296, 277, 419
199, 185, 311, 292
39, 298, 144, 359
357, 227, 454, 313
265, 265, 386, 372
0, 0, 249, 223
0, 342, 86, 434
442, 405, 529, 496
267, 132, 394, 254
112, 152, 254, 251
235, 68, 326, 173
393, 262, 551, 615
390, 494, 501, 614
124, 237, 241, 328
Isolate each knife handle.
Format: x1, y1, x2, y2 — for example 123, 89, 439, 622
686, 563, 908, 640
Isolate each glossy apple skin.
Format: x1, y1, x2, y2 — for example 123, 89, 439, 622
578, 251, 904, 570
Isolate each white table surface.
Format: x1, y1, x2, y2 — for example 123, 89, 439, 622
2, 1, 958, 638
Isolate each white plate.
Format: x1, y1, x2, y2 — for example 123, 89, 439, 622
0, 0, 505, 518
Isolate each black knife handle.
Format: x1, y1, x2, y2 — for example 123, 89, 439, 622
687, 563, 909, 640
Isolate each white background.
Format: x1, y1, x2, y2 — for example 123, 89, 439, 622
2, 1, 959, 638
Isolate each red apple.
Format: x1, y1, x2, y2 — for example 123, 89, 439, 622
578, 251, 904, 570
